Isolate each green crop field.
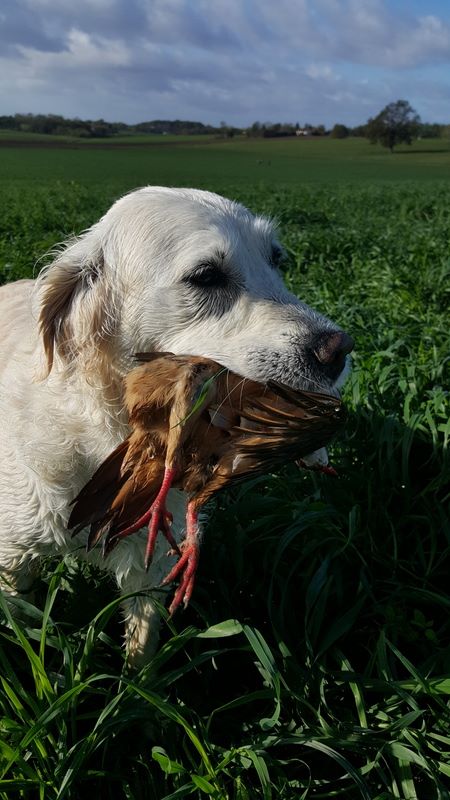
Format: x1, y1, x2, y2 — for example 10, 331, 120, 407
0, 136, 449, 799
1, 133, 450, 189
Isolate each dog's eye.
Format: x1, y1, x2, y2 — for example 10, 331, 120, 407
186, 266, 228, 289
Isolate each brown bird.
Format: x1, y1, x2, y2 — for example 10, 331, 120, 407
68, 353, 344, 614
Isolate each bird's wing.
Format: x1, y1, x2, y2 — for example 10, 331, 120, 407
237, 385, 344, 450
87, 462, 165, 553
68, 439, 131, 534
190, 384, 344, 507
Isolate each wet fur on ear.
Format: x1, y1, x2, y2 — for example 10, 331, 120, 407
38, 236, 107, 375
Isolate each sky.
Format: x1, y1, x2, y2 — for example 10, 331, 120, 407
1, 0, 450, 128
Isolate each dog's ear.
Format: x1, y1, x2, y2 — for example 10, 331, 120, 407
38, 236, 105, 375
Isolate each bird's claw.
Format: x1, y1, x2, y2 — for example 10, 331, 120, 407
144, 505, 179, 570
161, 504, 200, 615
139, 465, 178, 569
162, 538, 200, 615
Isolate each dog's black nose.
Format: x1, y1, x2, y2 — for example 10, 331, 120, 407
312, 330, 354, 378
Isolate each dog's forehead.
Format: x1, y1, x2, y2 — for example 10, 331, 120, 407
113, 188, 277, 259
169, 195, 275, 250
181, 212, 275, 261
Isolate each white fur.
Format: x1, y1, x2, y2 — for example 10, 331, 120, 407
0, 187, 346, 665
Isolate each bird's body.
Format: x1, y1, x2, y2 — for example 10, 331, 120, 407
69, 353, 344, 613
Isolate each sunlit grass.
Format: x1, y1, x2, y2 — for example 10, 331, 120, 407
1, 136, 450, 188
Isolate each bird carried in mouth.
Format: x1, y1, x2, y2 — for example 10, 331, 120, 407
68, 353, 344, 614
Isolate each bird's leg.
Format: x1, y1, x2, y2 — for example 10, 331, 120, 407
104, 466, 179, 562
143, 465, 178, 570
161, 502, 202, 615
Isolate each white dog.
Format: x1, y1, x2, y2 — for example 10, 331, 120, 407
0, 186, 352, 664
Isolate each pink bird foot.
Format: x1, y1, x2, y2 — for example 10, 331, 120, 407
104, 467, 179, 565
143, 466, 179, 569
161, 503, 201, 615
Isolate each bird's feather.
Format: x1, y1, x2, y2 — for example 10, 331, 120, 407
68, 439, 130, 533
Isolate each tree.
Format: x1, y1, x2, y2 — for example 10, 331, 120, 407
366, 100, 421, 152
330, 123, 349, 139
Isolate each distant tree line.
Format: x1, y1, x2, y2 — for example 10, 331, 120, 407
0, 106, 448, 146
134, 119, 220, 135
0, 113, 123, 137
246, 121, 327, 137
246, 103, 447, 149
0, 113, 226, 138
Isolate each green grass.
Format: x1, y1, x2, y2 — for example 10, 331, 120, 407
1, 135, 450, 187
0, 140, 449, 798
0, 130, 217, 144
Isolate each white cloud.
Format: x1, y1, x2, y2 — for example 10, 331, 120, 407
306, 64, 339, 81
311, 0, 450, 68
392, 15, 450, 68
17, 28, 130, 70
25, 0, 116, 9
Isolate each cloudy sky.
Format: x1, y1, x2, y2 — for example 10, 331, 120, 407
1, 0, 450, 127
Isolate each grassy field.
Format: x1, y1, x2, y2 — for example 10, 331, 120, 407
0, 130, 218, 144
1, 134, 450, 188
0, 137, 449, 799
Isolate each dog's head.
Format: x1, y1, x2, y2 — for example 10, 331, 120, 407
38, 187, 353, 394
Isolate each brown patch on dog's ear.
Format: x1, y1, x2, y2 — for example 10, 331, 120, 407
39, 246, 104, 375
39, 261, 79, 373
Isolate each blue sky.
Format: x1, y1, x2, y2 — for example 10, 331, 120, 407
1, 0, 450, 127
